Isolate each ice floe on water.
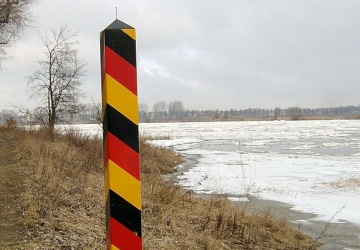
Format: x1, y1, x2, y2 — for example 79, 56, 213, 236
140, 120, 360, 226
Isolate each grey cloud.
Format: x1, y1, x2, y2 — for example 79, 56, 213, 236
1, 0, 360, 110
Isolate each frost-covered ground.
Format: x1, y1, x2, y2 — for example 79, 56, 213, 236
138, 120, 360, 227
61, 120, 360, 226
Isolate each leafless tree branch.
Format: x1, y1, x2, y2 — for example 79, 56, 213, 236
26, 26, 87, 134
0, 0, 35, 68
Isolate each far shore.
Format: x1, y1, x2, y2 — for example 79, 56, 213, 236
145, 115, 360, 123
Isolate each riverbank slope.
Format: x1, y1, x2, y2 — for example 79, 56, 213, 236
0, 125, 320, 249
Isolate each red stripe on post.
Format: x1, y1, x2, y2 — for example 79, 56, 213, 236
105, 46, 137, 95
107, 217, 142, 250
106, 132, 140, 180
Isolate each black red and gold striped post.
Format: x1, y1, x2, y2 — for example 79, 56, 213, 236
100, 19, 142, 250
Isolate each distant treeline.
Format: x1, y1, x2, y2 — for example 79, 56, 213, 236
1, 102, 360, 124
139, 101, 360, 122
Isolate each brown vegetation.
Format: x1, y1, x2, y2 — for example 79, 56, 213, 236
0, 124, 104, 249
329, 176, 360, 190
0, 123, 320, 249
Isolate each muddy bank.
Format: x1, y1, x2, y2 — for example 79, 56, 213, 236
244, 196, 360, 250
166, 154, 360, 250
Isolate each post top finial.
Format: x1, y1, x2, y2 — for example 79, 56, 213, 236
104, 19, 134, 30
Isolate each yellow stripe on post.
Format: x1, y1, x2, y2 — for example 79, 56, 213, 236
122, 29, 136, 40
106, 160, 141, 210
102, 74, 139, 125
110, 245, 121, 250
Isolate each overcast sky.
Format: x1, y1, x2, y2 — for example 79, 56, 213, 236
1, 0, 360, 111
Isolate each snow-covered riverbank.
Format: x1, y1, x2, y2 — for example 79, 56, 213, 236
59, 120, 360, 248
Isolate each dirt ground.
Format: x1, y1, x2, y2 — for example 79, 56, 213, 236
245, 197, 360, 250
0, 132, 29, 249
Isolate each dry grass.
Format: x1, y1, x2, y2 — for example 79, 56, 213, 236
329, 175, 360, 190
0, 125, 105, 248
0, 123, 321, 249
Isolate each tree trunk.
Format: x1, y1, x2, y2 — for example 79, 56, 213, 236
48, 108, 56, 135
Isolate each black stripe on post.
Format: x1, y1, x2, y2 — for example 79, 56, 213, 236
105, 29, 136, 67
103, 104, 139, 153
106, 189, 142, 237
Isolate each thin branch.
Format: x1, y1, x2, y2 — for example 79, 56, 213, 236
26, 25, 86, 130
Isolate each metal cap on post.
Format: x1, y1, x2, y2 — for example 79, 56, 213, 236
100, 19, 142, 250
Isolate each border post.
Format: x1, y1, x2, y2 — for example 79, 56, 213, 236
100, 19, 142, 250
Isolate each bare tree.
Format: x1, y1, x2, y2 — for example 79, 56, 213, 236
139, 102, 149, 122
90, 100, 102, 125
168, 100, 184, 119
273, 107, 281, 120
0, 0, 34, 68
289, 107, 302, 120
153, 101, 168, 120
139, 102, 148, 114
27, 26, 86, 133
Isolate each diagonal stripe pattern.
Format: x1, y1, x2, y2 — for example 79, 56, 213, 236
100, 19, 142, 250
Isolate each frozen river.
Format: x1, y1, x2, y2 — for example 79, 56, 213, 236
138, 120, 360, 229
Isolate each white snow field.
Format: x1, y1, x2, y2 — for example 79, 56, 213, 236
138, 120, 360, 226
